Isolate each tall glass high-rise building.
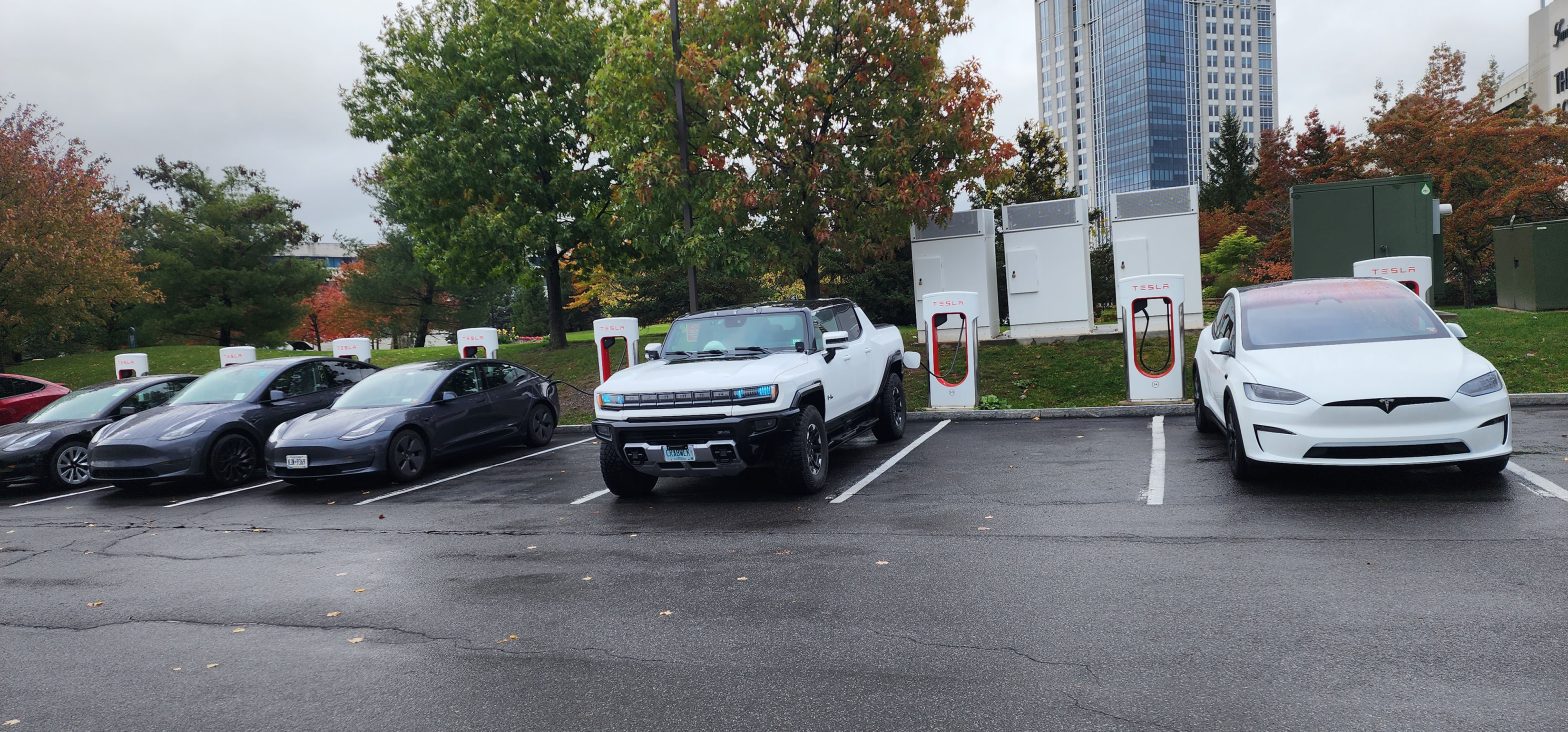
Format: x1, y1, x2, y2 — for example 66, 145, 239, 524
1035, 0, 1277, 211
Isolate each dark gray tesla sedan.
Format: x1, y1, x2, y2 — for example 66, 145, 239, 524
89, 357, 380, 487
264, 359, 559, 485
0, 374, 195, 490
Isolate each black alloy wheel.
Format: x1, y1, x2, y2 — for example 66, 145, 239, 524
49, 441, 92, 489
1224, 401, 1259, 481
208, 434, 258, 489
1194, 364, 1217, 434
524, 404, 556, 447
388, 429, 427, 483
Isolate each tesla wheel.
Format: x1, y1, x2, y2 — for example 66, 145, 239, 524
207, 434, 258, 489
523, 404, 557, 447
1194, 364, 1218, 434
871, 372, 906, 443
599, 441, 655, 497
1458, 456, 1509, 475
387, 429, 428, 484
1223, 400, 1262, 481
48, 440, 92, 490
777, 405, 829, 495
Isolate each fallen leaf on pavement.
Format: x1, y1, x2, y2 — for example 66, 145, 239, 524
1031, 416, 1041, 421
377, 515, 385, 520
347, 637, 364, 644
326, 501, 336, 505
335, 572, 347, 577
499, 634, 519, 643
353, 588, 366, 593
977, 527, 991, 531
86, 601, 104, 608
736, 576, 748, 581
250, 528, 264, 533
3, 719, 19, 726
659, 610, 673, 616
526, 546, 537, 550
875, 561, 889, 566
326, 611, 342, 618
984, 515, 993, 519
582, 576, 592, 581
171, 667, 182, 672
231, 627, 245, 633
205, 663, 219, 669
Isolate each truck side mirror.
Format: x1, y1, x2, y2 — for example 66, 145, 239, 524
644, 343, 663, 361
824, 331, 850, 350
1445, 323, 1468, 340
1210, 337, 1233, 356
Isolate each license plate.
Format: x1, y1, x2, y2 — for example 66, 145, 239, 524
286, 455, 309, 469
663, 446, 695, 462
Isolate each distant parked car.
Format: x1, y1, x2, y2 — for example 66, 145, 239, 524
266, 359, 558, 486
0, 375, 195, 489
0, 374, 70, 427
89, 357, 380, 488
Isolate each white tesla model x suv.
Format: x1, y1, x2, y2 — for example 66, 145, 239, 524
1194, 278, 1511, 479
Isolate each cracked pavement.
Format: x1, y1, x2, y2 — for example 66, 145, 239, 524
3, 410, 1568, 731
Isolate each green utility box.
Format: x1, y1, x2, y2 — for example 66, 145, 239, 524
1493, 219, 1568, 311
1290, 175, 1445, 288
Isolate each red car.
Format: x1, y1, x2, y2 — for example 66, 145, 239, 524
0, 374, 69, 426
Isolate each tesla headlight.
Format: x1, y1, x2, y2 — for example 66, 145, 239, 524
1243, 383, 1310, 405
340, 417, 387, 441
90, 421, 123, 446
731, 385, 778, 404
158, 419, 208, 441
268, 419, 297, 443
3, 431, 51, 452
1457, 371, 1504, 397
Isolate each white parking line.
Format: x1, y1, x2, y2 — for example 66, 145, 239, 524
1143, 416, 1166, 506
829, 419, 951, 504
571, 489, 610, 505
164, 480, 282, 508
10, 485, 115, 507
1506, 462, 1568, 502
354, 437, 595, 506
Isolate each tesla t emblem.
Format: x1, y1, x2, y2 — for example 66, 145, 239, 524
1378, 398, 1397, 413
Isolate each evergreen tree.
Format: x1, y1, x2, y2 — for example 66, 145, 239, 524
1200, 112, 1257, 212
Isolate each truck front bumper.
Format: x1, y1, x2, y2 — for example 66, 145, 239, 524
592, 408, 801, 478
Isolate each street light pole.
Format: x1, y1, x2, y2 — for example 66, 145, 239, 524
670, 0, 698, 314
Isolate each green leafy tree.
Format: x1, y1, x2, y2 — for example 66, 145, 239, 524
1200, 112, 1257, 212
124, 158, 323, 346
341, 231, 452, 348
590, 0, 1012, 299
1200, 226, 1263, 297
343, 0, 611, 349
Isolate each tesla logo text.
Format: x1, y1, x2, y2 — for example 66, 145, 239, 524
460, 335, 488, 342
1129, 284, 1170, 291
1369, 267, 1416, 275
931, 299, 966, 307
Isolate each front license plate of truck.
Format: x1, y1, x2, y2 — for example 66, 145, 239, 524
663, 446, 695, 462
286, 455, 309, 469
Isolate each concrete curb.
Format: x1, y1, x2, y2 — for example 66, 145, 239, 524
560, 393, 1568, 428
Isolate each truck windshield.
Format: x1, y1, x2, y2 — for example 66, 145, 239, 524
663, 313, 808, 356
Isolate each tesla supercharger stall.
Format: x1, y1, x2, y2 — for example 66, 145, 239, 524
910, 210, 1000, 344
1354, 256, 1434, 303
219, 346, 256, 368
922, 291, 979, 410
457, 327, 499, 359
1110, 186, 1204, 331
592, 317, 640, 383
1000, 197, 1095, 339
115, 353, 149, 380
1117, 274, 1186, 403
331, 337, 373, 362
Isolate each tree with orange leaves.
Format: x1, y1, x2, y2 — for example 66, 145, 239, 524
291, 268, 373, 351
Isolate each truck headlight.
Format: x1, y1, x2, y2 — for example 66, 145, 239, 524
731, 385, 778, 405
1457, 371, 1503, 397
599, 393, 626, 411
1243, 383, 1309, 405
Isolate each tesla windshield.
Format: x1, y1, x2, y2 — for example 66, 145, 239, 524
663, 313, 809, 356
169, 365, 272, 404
1241, 281, 1448, 350
27, 384, 133, 422
334, 367, 448, 408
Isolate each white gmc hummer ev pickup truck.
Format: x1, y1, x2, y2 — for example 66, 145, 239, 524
592, 299, 916, 497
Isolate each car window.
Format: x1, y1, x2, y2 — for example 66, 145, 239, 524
1213, 295, 1236, 340
833, 305, 864, 340
325, 360, 377, 388
480, 363, 531, 389
269, 363, 328, 398
0, 377, 43, 398
440, 366, 484, 397
127, 380, 190, 413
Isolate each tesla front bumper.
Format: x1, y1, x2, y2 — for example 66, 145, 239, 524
88, 438, 206, 482
265, 437, 387, 479
1237, 391, 1511, 467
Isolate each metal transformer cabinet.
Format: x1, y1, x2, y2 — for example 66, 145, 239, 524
1493, 219, 1568, 311
910, 210, 1000, 343
1110, 186, 1204, 331
1291, 175, 1448, 298
1000, 197, 1094, 339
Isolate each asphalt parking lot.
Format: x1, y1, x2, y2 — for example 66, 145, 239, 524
4, 408, 1568, 731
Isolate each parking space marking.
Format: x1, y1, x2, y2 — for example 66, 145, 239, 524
829, 419, 951, 504
1507, 462, 1568, 502
353, 437, 595, 506
1144, 416, 1166, 506
10, 485, 115, 507
164, 480, 282, 508
570, 489, 610, 505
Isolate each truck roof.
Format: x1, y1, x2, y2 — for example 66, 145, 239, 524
683, 298, 855, 319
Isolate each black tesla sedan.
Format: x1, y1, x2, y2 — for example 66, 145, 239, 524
0, 374, 195, 490
90, 357, 380, 488
265, 359, 558, 485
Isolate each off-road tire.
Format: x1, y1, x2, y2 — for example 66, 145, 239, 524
777, 405, 829, 495
600, 441, 656, 497
871, 372, 907, 443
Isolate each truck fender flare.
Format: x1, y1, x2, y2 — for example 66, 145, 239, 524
791, 382, 825, 410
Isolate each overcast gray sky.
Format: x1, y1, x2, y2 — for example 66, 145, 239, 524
0, 1, 1543, 243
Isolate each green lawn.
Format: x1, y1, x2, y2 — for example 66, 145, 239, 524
7, 309, 1566, 423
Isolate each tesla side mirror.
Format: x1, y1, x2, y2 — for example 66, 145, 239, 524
644, 343, 663, 361
902, 352, 921, 370
267, 389, 286, 403
438, 391, 458, 403
1211, 337, 1233, 356
824, 330, 850, 350
116, 405, 137, 418
1446, 323, 1468, 340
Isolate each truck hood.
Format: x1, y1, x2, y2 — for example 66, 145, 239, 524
599, 354, 814, 393
1240, 338, 1497, 403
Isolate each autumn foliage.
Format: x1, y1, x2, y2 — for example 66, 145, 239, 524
291, 264, 375, 349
